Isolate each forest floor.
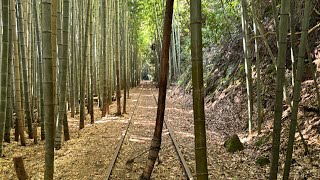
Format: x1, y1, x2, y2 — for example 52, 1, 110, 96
1, 81, 320, 179
167, 80, 320, 179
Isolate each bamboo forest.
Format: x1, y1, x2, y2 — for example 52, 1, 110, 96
0, 0, 320, 179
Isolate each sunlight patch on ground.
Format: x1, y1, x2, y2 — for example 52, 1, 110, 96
142, 95, 153, 97
95, 116, 128, 124
129, 135, 152, 143
239, 133, 256, 143
163, 131, 169, 136
137, 105, 157, 109
175, 131, 194, 138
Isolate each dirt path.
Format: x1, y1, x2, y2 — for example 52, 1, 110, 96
110, 83, 185, 180
1, 83, 186, 180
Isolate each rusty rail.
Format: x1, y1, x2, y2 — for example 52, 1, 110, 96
151, 88, 194, 180
105, 83, 193, 179
105, 86, 143, 179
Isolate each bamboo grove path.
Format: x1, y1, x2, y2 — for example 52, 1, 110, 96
108, 82, 191, 179
2, 81, 292, 179
0, 81, 191, 179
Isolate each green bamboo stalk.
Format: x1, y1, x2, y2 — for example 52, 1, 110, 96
55, 0, 63, 149
75, 1, 80, 115
55, 0, 70, 150
107, 0, 113, 105
52, 0, 58, 128
12, 0, 26, 146
241, 0, 253, 134
79, 0, 91, 129
122, 0, 127, 114
269, 0, 290, 178
43, 0, 55, 178
253, 0, 263, 134
28, 0, 33, 113
4, 4, 13, 143
89, 0, 94, 123
70, 0, 75, 118
33, 0, 45, 140
290, 0, 297, 86
283, 0, 311, 178
190, 0, 208, 179
17, 0, 34, 139
0, 0, 10, 156
115, 0, 122, 115
272, 0, 279, 41
101, 0, 109, 117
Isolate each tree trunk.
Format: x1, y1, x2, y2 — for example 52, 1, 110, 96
190, 0, 208, 179
241, 0, 253, 134
283, 0, 311, 179
70, 0, 75, 118
33, 0, 45, 141
115, 0, 122, 115
5, 9, 13, 143
253, 1, 263, 134
80, 0, 91, 129
55, 0, 70, 150
269, 0, 290, 179
89, 1, 94, 123
75, 0, 81, 115
17, 0, 33, 139
290, 0, 297, 85
63, 111, 70, 141
13, 156, 28, 180
52, 0, 58, 131
140, 0, 174, 179
122, 0, 127, 114
0, 0, 10, 156
101, 0, 109, 117
42, 0, 55, 178
12, 0, 26, 146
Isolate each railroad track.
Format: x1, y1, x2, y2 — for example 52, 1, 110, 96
105, 82, 193, 179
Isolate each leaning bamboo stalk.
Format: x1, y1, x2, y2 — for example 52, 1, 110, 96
140, 0, 174, 179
